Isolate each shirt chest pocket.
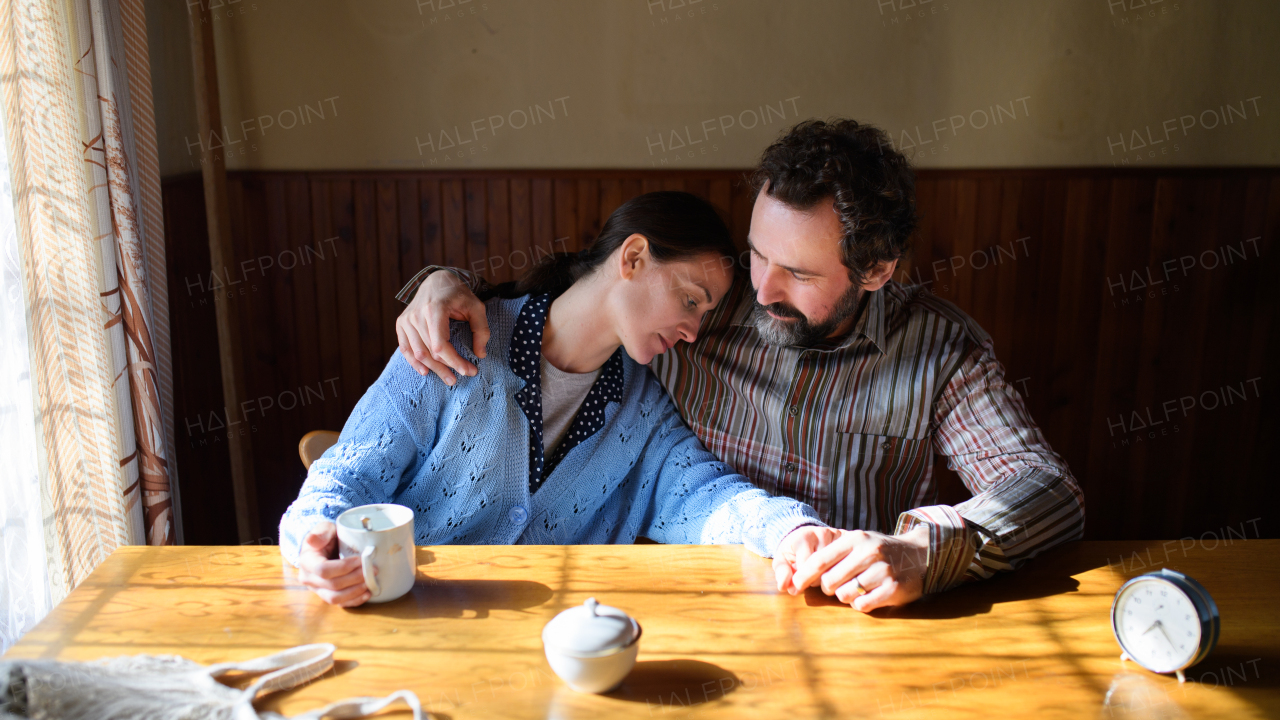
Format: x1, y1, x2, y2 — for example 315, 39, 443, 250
824, 431, 934, 532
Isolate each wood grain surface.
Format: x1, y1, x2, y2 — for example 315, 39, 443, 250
5, 541, 1278, 719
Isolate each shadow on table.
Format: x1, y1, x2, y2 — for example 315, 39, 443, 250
347, 576, 555, 619
803, 541, 1109, 619
1180, 648, 1278, 689
603, 659, 740, 707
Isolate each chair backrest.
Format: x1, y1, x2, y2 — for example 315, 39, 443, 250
298, 430, 340, 470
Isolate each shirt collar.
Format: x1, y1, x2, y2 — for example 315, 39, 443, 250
508, 293, 626, 493
729, 285, 887, 354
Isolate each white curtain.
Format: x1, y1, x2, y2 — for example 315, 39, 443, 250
0, 103, 50, 654
0, 0, 177, 652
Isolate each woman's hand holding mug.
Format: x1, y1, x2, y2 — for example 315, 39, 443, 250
296, 521, 374, 607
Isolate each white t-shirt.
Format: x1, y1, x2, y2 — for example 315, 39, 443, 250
539, 354, 601, 455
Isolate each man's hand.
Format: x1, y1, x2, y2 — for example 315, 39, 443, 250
773, 525, 843, 595
295, 521, 373, 607
395, 270, 490, 385
786, 526, 930, 612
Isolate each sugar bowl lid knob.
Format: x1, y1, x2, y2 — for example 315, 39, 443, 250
542, 597, 639, 657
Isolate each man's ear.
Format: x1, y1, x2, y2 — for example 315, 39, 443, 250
861, 258, 899, 292
617, 234, 650, 281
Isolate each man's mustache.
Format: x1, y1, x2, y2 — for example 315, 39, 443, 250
758, 300, 806, 321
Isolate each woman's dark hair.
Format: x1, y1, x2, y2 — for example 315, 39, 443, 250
752, 118, 918, 286
486, 191, 736, 299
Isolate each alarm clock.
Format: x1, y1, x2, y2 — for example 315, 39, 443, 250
1111, 568, 1220, 682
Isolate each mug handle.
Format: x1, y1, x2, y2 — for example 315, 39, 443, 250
360, 546, 381, 596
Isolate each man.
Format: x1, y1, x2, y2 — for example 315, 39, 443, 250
392, 119, 1085, 613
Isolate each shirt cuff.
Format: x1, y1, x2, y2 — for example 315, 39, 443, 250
394, 266, 488, 304
895, 505, 979, 594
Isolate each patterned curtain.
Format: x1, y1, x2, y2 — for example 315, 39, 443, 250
0, 0, 178, 648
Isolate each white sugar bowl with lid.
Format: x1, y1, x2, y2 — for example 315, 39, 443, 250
542, 597, 642, 693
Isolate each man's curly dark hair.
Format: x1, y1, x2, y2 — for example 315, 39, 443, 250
752, 119, 918, 286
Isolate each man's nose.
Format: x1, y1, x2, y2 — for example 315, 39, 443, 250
756, 267, 787, 307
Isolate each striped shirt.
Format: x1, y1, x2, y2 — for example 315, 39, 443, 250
397, 269, 1086, 593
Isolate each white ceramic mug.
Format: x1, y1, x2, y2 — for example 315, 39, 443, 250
335, 504, 417, 603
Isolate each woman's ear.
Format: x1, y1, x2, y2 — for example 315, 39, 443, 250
617, 234, 650, 281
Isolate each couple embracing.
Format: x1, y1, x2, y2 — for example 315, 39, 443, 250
279, 119, 1085, 611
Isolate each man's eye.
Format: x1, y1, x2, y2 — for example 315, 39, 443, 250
686, 296, 698, 309
790, 271, 809, 282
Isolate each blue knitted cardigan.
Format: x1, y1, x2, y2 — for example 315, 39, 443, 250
278, 294, 823, 566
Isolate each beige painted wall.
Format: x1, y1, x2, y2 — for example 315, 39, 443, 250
149, 0, 1279, 177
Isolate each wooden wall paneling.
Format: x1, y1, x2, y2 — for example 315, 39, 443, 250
1087, 177, 1158, 539
553, 179, 578, 254
441, 180, 466, 272
464, 179, 488, 279
531, 179, 553, 252
1248, 179, 1280, 537
377, 180, 402, 358
1185, 175, 1252, 533
1137, 178, 1213, 536
1225, 176, 1277, 523
708, 179, 732, 226
897, 178, 933, 288
161, 168, 1279, 544
1049, 178, 1110, 514
285, 176, 324, 461
727, 178, 754, 252
509, 179, 532, 283
353, 180, 385, 392
329, 180, 363, 412
418, 178, 443, 268
229, 175, 276, 537
961, 179, 997, 334
599, 179, 622, 231
309, 180, 343, 432
992, 178, 1027, 367
262, 177, 306, 535
1006, 177, 1053, 407
620, 179, 643, 207
162, 175, 237, 545
684, 178, 710, 203
576, 179, 600, 250
484, 179, 511, 285
397, 180, 423, 296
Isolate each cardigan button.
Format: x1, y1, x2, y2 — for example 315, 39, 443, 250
509, 505, 528, 525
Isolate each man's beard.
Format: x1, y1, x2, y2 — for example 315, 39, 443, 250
750, 283, 863, 347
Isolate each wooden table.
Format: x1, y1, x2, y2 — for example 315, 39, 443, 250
5, 541, 1278, 719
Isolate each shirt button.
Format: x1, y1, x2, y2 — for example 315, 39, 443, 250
509, 505, 528, 525
788, 405, 799, 416
784, 462, 798, 473
881, 442, 892, 450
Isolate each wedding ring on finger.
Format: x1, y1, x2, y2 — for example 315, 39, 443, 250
850, 577, 867, 597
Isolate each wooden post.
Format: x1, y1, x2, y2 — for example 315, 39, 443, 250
186, 4, 259, 542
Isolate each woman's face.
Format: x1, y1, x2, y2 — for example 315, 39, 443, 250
609, 237, 735, 365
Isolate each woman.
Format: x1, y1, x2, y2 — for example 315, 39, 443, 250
280, 192, 833, 606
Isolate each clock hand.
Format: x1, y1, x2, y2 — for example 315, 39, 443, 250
1154, 620, 1177, 648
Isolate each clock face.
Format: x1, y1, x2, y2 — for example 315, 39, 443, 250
1113, 577, 1202, 673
